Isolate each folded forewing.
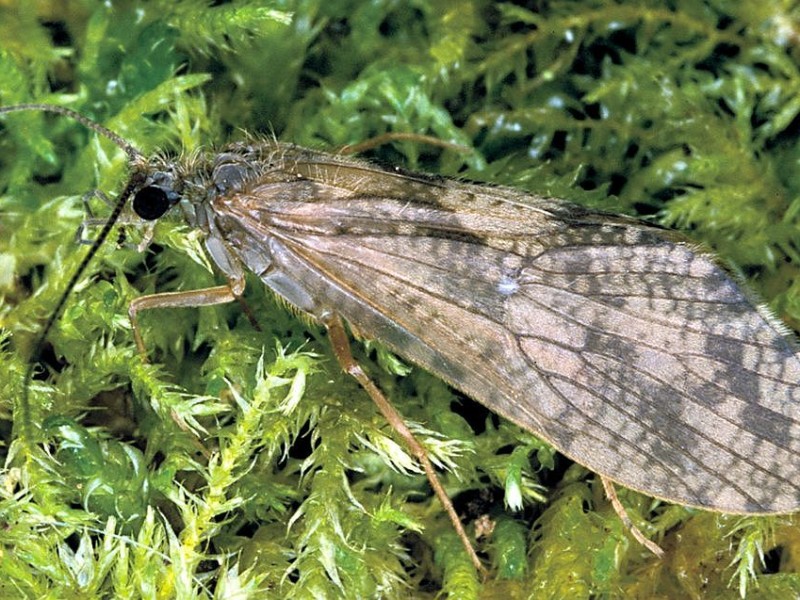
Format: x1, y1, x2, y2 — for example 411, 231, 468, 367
219, 181, 800, 513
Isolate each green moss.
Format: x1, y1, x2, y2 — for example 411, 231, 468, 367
1, 0, 800, 597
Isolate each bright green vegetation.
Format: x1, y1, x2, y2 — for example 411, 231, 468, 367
1, 1, 800, 598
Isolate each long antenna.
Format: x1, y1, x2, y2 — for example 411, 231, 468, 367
0, 104, 143, 162
0, 104, 145, 447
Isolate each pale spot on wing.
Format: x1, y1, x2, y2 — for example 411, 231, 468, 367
497, 275, 520, 296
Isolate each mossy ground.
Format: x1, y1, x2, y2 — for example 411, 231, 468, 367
1, 1, 800, 598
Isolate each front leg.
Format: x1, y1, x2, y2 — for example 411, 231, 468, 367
128, 284, 241, 356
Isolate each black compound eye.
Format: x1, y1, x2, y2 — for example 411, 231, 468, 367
132, 186, 173, 220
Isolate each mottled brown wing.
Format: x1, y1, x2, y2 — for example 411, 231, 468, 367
215, 166, 800, 514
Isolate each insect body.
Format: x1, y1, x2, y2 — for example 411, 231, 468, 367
134, 139, 800, 514
5, 104, 800, 569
